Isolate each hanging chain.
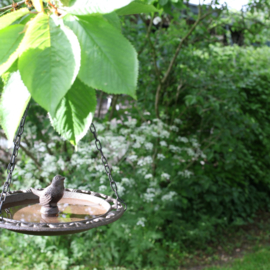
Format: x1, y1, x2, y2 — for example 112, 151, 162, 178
90, 123, 127, 210
0, 103, 30, 215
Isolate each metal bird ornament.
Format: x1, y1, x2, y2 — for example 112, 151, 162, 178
31, 175, 65, 215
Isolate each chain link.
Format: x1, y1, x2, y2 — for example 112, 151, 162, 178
0, 103, 30, 216
90, 123, 127, 210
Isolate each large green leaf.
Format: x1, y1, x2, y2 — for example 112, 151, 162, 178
49, 79, 96, 145
19, 13, 81, 116
0, 24, 24, 76
0, 8, 30, 30
65, 0, 132, 15
116, 1, 158, 15
64, 15, 138, 99
103, 12, 121, 31
0, 71, 31, 141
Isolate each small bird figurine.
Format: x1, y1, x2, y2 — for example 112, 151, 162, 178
31, 175, 65, 208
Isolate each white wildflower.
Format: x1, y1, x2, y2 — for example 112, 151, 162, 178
151, 131, 158, 137
186, 148, 195, 157
136, 217, 146, 227
112, 166, 120, 173
116, 182, 125, 196
170, 125, 179, 132
160, 130, 170, 138
178, 170, 193, 178
145, 142, 153, 151
99, 185, 107, 192
174, 118, 182, 124
95, 165, 104, 172
176, 136, 189, 143
121, 178, 135, 187
200, 161, 205, 165
120, 128, 130, 135
143, 193, 155, 202
132, 142, 141, 148
157, 154, 165, 160
161, 173, 170, 179
169, 145, 181, 153
145, 174, 153, 179
162, 191, 177, 201
160, 140, 167, 147
138, 156, 153, 166
128, 155, 138, 162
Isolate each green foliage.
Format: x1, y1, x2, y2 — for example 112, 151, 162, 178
0, 71, 30, 141
50, 79, 96, 146
19, 13, 81, 115
1, 1, 270, 269
0, 24, 24, 76
64, 14, 138, 99
0, 0, 157, 144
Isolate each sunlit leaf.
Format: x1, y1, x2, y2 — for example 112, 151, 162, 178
116, 1, 158, 15
64, 15, 138, 99
65, 0, 132, 15
19, 13, 81, 116
103, 12, 121, 31
0, 8, 30, 30
50, 78, 96, 145
0, 24, 24, 76
0, 71, 31, 141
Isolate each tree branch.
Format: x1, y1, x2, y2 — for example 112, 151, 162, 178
0, 0, 25, 12
155, 4, 214, 118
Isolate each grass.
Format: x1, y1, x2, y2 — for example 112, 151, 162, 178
204, 246, 270, 270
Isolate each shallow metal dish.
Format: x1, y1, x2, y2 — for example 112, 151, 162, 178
0, 188, 125, 236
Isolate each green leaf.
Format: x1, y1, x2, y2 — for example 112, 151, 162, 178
116, 1, 158, 15
103, 12, 121, 31
49, 79, 97, 145
19, 13, 81, 116
0, 71, 31, 141
0, 8, 30, 30
0, 24, 24, 76
64, 15, 138, 99
65, 0, 132, 15
159, 0, 168, 6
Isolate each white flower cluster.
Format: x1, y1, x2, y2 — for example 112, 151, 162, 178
144, 174, 153, 179
136, 217, 146, 227
160, 140, 167, 147
178, 170, 193, 178
169, 145, 181, 153
174, 118, 182, 124
161, 173, 170, 179
170, 125, 179, 132
161, 191, 177, 202
157, 154, 165, 160
121, 178, 135, 187
137, 156, 153, 166
176, 136, 189, 143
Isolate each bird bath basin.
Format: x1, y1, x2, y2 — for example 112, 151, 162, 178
0, 189, 125, 236
4, 198, 108, 223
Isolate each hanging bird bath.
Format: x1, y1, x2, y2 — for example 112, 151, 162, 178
0, 105, 126, 236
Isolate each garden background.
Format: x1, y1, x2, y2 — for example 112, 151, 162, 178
1, 0, 270, 269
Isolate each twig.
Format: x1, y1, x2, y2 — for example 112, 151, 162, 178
138, 15, 154, 56
155, 2, 215, 118
0, 0, 25, 12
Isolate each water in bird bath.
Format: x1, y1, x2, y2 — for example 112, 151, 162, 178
2, 198, 108, 223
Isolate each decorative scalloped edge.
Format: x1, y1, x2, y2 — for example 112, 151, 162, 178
0, 189, 125, 231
